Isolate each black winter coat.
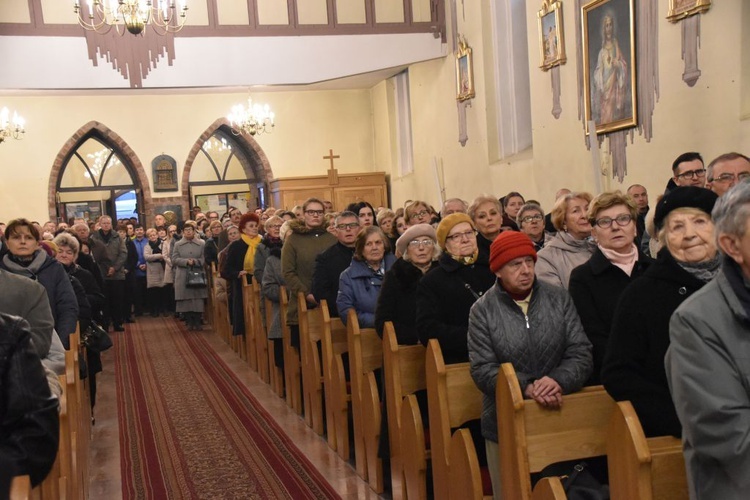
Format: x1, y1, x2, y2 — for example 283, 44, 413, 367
0, 313, 59, 488
601, 248, 709, 438
375, 258, 438, 344
222, 239, 251, 336
416, 252, 495, 364
569, 247, 653, 385
311, 242, 354, 318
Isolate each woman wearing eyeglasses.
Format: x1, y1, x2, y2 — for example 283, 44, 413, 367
468, 195, 503, 259
568, 191, 653, 384
405, 200, 434, 227
601, 187, 719, 438
516, 203, 552, 251
416, 213, 494, 364
375, 224, 440, 344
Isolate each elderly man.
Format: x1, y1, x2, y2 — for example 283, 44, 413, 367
468, 231, 592, 497
311, 211, 359, 317
672, 152, 706, 188
666, 180, 750, 499
90, 215, 127, 331
706, 152, 750, 197
442, 198, 469, 216
153, 213, 167, 229
218, 207, 242, 251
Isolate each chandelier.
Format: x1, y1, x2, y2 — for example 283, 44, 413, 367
0, 108, 25, 144
227, 98, 275, 137
74, 0, 189, 36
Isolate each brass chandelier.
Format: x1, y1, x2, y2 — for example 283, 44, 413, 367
74, 0, 189, 36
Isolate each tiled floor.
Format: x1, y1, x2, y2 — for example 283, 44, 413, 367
88, 318, 382, 499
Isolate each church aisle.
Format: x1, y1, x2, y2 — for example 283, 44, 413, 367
88, 316, 379, 499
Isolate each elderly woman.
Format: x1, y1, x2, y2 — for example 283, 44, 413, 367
54, 232, 105, 411
405, 200, 433, 227
517, 203, 551, 251
337, 226, 396, 327
416, 213, 495, 364
203, 220, 223, 271
501, 191, 525, 231
1, 219, 78, 349
377, 208, 396, 237
569, 192, 654, 385
601, 187, 719, 438
161, 224, 177, 314
536, 192, 596, 289
171, 221, 207, 330
223, 213, 263, 336
254, 215, 284, 287
468, 231, 593, 496
468, 195, 503, 259
375, 224, 440, 344
143, 228, 167, 317
262, 220, 292, 369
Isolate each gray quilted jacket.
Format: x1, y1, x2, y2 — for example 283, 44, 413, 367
468, 279, 593, 442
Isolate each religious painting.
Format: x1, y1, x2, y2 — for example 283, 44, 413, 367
538, 1, 567, 70
582, 0, 637, 135
667, 0, 711, 22
455, 36, 475, 101
64, 201, 102, 222
152, 154, 178, 192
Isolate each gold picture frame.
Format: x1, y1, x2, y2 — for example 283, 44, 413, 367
667, 0, 711, 22
538, 0, 567, 70
455, 36, 475, 101
582, 0, 637, 135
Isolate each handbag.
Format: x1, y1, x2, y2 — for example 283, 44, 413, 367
186, 264, 207, 288
82, 321, 114, 353
535, 459, 609, 500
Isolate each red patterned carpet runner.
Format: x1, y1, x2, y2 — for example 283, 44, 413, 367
114, 317, 340, 499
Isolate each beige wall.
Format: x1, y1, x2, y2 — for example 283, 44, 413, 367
2, 0, 748, 223
0, 89, 374, 221
383, 0, 749, 212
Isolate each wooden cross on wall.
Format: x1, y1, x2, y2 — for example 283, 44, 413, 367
324, 148, 340, 185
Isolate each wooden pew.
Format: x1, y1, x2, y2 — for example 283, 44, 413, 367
531, 477, 567, 500
382, 322, 426, 500
252, 278, 270, 384
70, 332, 91, 500
298, 293, 325, 435
10, 476, 30, 500
319, 307, 348, 452
345, 309, 384, 490
279, 286, 302, 414
400, 393, 429, 500
448, 429, 491, 500
426, 339, 484, 500
608, 401, 688, 500
330, 350, 351, 461
265, 295, 284, 397
241, 277, 256, 366
496, 363, 616, 500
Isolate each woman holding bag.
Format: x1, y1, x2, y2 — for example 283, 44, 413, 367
171, 221, 207, 330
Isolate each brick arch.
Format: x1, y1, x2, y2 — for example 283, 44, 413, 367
48, 121, 153, 222
182, 118, 274, 210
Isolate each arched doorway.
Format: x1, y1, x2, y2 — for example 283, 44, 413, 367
48, 121, 152, 224
182, 119, 273, 217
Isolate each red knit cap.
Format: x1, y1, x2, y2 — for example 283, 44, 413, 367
489, 231, 537, 274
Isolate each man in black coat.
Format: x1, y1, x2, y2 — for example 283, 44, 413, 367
311, 211, 359, 317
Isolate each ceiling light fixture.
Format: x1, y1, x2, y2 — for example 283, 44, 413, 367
227, 98, 275, 137
74, 0, 188, 36
0, 107, 25, 144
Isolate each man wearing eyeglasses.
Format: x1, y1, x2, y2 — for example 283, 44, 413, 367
281, 198, 336, 348
516, 203, 550, 251
311, 211, 359, 317
672, 152, 707, 188
706, 152, 750, 197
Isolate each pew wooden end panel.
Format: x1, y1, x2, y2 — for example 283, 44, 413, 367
320, 312, 348, 452
400, 393, 428, 500
448, 428, 489, 500
496, 363, 616, 500
531, 477, 567, 500
608, 400, 688, 500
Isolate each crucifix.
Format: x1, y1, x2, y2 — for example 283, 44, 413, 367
323, 148, 340, 185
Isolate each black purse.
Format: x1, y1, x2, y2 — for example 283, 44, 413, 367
534, 459, 609, 500
82, 320, 114, 353
186, 265, 207, 288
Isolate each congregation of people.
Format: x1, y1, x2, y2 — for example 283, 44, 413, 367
3, 150, 750, 499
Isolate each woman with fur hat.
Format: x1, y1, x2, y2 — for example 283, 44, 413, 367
468, 231, 593, 496
602, 186, 719, 438
375, 223, 440, 344
416, 213, 494, 364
